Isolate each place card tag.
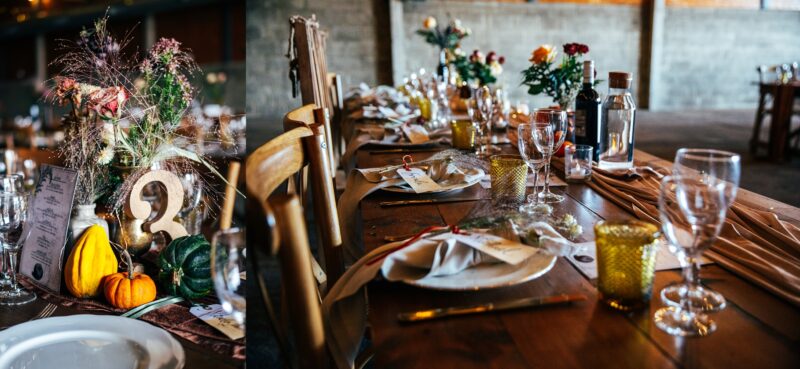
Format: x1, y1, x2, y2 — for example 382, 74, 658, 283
432, 232, 538, 265
396, 167, 442, 193
567, 240, 713, 279
19, 165, 78, 293
401, 124, 430, 144
189, 304, 245, 340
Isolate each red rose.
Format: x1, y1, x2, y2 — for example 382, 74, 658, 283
486, 51, 496, 63
564, 43, 578, 56
498, 56, 505, 65
579, 44, 589, 54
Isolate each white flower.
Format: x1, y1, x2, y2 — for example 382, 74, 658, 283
101, 123, 116, 144
97, 145, 115, 165
490, 61, 503, 77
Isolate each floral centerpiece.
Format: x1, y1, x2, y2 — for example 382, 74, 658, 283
453, 49, 505, 87
48, 15, 227, 254
521, 42, 597, 109
416, 16, 471, 58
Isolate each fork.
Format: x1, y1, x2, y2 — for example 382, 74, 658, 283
32, 303, 57, 321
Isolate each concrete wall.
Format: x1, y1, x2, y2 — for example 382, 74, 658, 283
397, 0, 641, 109
658, 7, 800, 109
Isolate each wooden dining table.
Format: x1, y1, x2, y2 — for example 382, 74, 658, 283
353, 135, 800, 368
0, 299, 242, 368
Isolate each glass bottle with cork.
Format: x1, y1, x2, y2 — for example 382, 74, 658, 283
598, 71, 636, 170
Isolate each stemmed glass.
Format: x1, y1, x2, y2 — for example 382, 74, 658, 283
654, 175, 727, 336
0, 174, 24, 287
178, 172, 205, 235
0, 191, 36, 305
518, 123, 549, 214
531, 109, 568, 203
662, 148, 740, 312
467, 86, 494, 157
211, 227, 247, 329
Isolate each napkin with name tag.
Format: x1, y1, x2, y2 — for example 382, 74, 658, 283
189, 304, 244, 340
338, 159, 483, 261
322, 227, 559, 369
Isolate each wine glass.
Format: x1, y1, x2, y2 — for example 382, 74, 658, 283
178, 172, 205, 235
211, 227, 246, 328
476, 86, 495, 152
661, 148, 740, 312
654, 175, 727, 336
0, 174, 24, 193
0, 192, 36, 305
517, 123, 548, 214
0, 174, 24, 287
532, 109, 568, 203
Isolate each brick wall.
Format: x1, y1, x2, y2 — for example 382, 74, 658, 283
245, 0, 391, 125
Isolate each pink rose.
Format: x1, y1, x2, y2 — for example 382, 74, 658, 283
88, 86, 129, 120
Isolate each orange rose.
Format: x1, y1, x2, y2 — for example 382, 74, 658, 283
529, 44, 556, 65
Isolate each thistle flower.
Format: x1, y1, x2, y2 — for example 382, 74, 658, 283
97, 145, 115, 165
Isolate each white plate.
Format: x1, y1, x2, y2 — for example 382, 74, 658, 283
382, 169, 485, 194
404, 252, 557, 291
0, 315, 185, 369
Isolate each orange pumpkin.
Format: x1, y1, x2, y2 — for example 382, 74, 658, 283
103, 272, 157, 310
103, 249, 157, 310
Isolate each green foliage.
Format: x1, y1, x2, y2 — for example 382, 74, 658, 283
453, 55, 498, 87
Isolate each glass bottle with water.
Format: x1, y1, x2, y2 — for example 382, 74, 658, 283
598, 71, 636, 170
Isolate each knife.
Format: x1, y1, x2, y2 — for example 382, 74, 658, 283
397, 294, 587, 323
379, 198, 486, 207
369, 147, 443, 154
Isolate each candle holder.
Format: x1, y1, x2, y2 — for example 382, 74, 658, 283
490, 154, 528, 208
565, 144, 592, 183
450, 120, 476, 150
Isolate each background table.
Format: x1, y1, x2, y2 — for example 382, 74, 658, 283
355, 142, 800, 369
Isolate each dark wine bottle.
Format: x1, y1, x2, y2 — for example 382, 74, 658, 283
574, 60, 601, 159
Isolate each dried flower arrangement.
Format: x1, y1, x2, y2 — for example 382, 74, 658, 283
48, 15, 226, 213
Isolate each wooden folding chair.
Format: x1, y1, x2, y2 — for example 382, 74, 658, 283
289, 15, 338, 175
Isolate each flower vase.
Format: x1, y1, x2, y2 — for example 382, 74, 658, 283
110, 165, 155, 257
69, 204, 110, 242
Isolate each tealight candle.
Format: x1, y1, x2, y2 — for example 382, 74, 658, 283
565, 144, 593, 183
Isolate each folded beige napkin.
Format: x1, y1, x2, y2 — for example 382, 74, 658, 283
554, 158, 800, 306
340, 124, 450, 169
322, 225, 569, 369
337, 159, 484, 262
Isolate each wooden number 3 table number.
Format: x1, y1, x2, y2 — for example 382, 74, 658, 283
125, 169, 189, 242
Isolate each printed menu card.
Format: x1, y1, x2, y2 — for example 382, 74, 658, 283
19, 165, 78, 293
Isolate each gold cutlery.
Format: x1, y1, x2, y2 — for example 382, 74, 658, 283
397, 294, 587, 322
379, 198, 486, 207
369, 148, 443, 154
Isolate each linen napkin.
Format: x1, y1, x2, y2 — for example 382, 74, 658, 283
337, 159, 484, 262
322, 225, 571, 369
340, 124, 450, 169
554, 157, 800, 306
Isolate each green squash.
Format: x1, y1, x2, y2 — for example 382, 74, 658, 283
158, 235, 212, 299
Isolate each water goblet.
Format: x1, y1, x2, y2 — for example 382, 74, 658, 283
0, 192, 36, 305
531, 109, 567, 203
654, 175, 726, 336
211, 227, 247, 328
661, 148, 741, 312
517, 123, 548, 214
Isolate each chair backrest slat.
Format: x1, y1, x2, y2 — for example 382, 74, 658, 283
270, 194, 328, 369
284, 105, 345, 287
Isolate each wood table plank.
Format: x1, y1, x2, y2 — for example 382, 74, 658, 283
353, 133, 800, 369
